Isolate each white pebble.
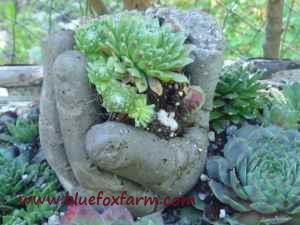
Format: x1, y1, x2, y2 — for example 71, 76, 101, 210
198, 193, 207, 201
157, 109, 178, 131
200, 174, 208, 182
208, 131, 216, 142
22, 174, 28, 181
219, 209, 226, 219
47, 215, 60, 225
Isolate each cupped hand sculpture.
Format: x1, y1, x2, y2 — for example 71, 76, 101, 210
39, 8, 224, 216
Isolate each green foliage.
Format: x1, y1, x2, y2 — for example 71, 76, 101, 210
0, 152, 60, 225
3, 191, 58, 225
0, 0, 81, 64
0, 0, 44, 64
161, 0, 197, 9
1, 0, 300, 64
206, 125, 300, 225
210, 64, 266, 133
263, 83, 300, 129
6, 118, 38, 144
75, 12, 192, 127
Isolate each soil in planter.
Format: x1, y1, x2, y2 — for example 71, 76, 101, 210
104, 82, 192, 140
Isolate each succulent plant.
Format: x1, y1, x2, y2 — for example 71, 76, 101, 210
211, 64, 266, 133
263, 83, 300, 129
206, 125, 300, 225
6, 118, 38, 144
62, 205, 163, 225
0, 151, 59, 224
75, 12, 193, 127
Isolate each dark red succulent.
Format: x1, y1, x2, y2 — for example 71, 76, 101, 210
183, 86, 205, 111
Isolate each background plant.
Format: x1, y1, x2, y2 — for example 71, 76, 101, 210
263, 82, 300, 129
0, 151, 60, 225
5, 118, 39, 144
1, 0, 300, 65
204, 125, 300, 225
75, 12, 192, 127
210, 63, 267, 133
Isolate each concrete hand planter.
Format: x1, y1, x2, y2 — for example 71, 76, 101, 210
39, 8, 224, 216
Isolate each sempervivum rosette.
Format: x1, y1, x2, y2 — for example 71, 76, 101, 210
207, 125, 300, 225
75, 11, 195, 128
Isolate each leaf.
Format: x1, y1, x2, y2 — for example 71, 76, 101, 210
100, 206, 134, 224
208, 180, 251, 212
249, 202, 278, 214
148, 78, 163, 96
134, 77, 148, 93
207, 156, 231, 186
213, 99, 226, 108
193, 195, 205, 210
260, 216, 292, 225
224, 93, 239, 100
229, 170, 248, 201
6, 1, 16, 20
210, 111, 224, 120
147, 70, 189, 83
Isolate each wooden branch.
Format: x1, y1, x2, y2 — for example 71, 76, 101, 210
123, 0, 154, 10
87, 0, 108, 16
0, 66, 43, 88
0, 96, 35, 103
263, 0, 284, 58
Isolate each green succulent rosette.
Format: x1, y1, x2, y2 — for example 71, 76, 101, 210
207, 125, 300, 225
75, 12, 193, 127
211, 64, 266, 133
263, 82, 300, 129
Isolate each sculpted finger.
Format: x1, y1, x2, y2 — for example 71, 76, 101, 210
40, 30, 78, 191
52, 50, 159, 216
86, 121, 205, 196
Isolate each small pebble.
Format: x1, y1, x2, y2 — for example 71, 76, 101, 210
208, 131, 215, 142
226, 125, 238, 137
211, 144, 218, 150
22, 174, 28, 181
198, 193, 207, 201
219, 209, 226, 219
47, 215, 60, 225
197, 148, 203, 153
200, 174, 208, 182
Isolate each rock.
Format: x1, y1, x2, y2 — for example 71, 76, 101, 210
18, 104, 39, 122
47, 214, 60, 225
0, 111, 17, 133
268, 69, 300, 86
208, 131, 215, 142
32, 148, 46, 163
0, 111, 17, 126
226, 125, 238, 137
40, 8, 224, 216
246, 58, 300, 78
